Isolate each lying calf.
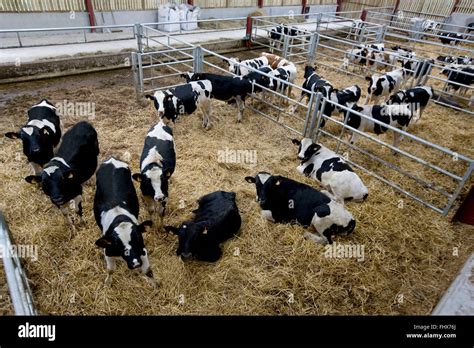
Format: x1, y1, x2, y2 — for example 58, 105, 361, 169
245, 172, 355, 245
146, 80, 213, 129
165, 191, 241, 262
292, 138, 368, 201
25, 121, 99, 227
94, 157, 155, 286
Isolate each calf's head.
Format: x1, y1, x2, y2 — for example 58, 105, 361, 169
133, 166, 171, 210
244, 171, 275, 206
226, 57, 241, 75
5, 125, 55, 166
303, 65, 317, 79
96, 220, 152, 269
291, 138, 321, 162
145, 92, 176, 121
25, 164, 79, 206
180, 72, 195, 82
164, 221, 209, 261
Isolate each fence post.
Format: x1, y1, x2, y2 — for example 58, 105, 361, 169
282, 34, 290, 58
358, 25, 366, 44
309, 92, 323, 140
245, 16, 253, 48
193, 46, 203, 73
131, 52, 142, 102
316, 12, 322, 31
307, 32, 319, 64
376, 25, 385, 43
135, 23, 143, 53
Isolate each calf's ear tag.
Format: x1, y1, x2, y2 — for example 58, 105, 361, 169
67, 172, 74, 179
166, 172, 171, 177
202, 228, 208, 235
275, 180, 281, 186
43, 128, 50, 135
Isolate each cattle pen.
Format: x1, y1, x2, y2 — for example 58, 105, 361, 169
1, 0, 473, 317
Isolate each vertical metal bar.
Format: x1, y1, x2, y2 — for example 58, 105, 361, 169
138, 53, 144, 94
335, 104, 351, 154
307, 32, 318, 64
303, 92, 315, 137
193, 46, 202, 73
131, 52, 141, 101
358, 25, 366, 44
309, 92, 323, 139
245, 16, 253, 48
283, 34, 290, 59
442, 162, 474, 215
316, 13, 322, 32
83, 28, 87, 43
135, 23, 143, 53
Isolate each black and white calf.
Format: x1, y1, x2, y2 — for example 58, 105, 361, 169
292, 138, 368, 201
181, 72, 251, 122
25, 121, 99, 226
342, 47, 369, 72
225, 56, 269, 77
133, 120, 176, 220
245, 172, 355, 245
441, 64, 474, 94
344, 103, 412, 149
164, 191, 241, 262
439, 32, 465, 46
267, 62, 297, 98
387, 86, 434, 123
436, 55, 473, 65
146, 80, 213, 128
268, 25, 304, 53
346, 20, 365, 41
5, 99, 61, 175
291, 66, 333, 124
330, 85, 362, 113
94, 157, 155, 285
401, 58, 433, 88
364, 69, 404, 104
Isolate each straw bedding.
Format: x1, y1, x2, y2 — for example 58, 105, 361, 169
0, 50, 473, 315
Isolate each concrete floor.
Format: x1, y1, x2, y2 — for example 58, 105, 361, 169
432, 253, 474, 315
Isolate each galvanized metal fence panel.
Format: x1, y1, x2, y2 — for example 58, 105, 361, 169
132, 20, 473, 216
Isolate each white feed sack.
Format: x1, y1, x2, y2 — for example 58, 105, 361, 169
178, 4, 200, 31
158, 3, 181, 32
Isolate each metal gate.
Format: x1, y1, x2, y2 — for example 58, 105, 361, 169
132, 26, 473, 216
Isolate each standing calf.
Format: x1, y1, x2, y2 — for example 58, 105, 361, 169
94, 157, 155, 286
292, 138, 368, 201
146, 80, 213, 129
165, 191, 241, 262
364, 69, 404, 104
5, 99, 61, 175
133, 120, 176, 221
387, 86, 434, 123
344, 103, 412, 149
181, 72, 250, 122
25, 121, 99, 226
225, 56, 269, 77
